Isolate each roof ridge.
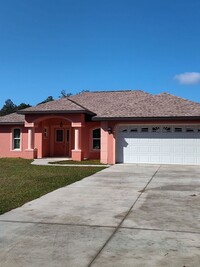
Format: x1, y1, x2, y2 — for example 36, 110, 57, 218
157, 92, 200, 105
77, 89, 146, 94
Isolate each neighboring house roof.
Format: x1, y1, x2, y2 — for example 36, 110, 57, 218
0, 113, 25, 125
18, 97, 94, 115
1, 90, 200, 124
70, 90, 200, 120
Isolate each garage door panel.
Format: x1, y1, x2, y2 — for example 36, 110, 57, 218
117, 125, 200, 165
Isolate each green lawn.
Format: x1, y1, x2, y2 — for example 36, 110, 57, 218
0, 158, 105, 215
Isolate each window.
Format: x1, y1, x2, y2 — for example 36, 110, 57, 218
44, 127, 48, 138
66, 129, 70, 143
186, 128, 194, 132
175, 127, 182, 133
141, 127, 149, 132
130, 128, 138, 132
92, 128, 101, 150
13, 128, 21, 150
163, 126, 171, 133
56, 129, 64, 142
152, 127, 160, 133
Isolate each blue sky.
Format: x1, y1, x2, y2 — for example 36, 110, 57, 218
0, 0, 200, 107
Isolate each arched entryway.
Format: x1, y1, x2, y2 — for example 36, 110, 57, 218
33, 115, 73, 158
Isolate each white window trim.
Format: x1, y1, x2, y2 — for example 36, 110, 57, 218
91, 128, 101, 151
11, 128, 22, 151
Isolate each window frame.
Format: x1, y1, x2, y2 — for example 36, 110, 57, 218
92, 128, 101, 150
55, 129, 64, 143
12, 128, 21, 150
44, 127, 49, 139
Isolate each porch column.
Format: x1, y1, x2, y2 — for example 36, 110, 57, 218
74, 127, 79, 150
71, 123, 84, 161
28, 127, 34, 150
25, 126, 37, 159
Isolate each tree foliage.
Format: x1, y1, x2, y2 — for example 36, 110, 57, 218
59, 90, 72, 98
0, 89, 90, 116
0, 99, 17, 116
17, 103, 31, 110
0, 99, 31, 116
37, 96, 54, 105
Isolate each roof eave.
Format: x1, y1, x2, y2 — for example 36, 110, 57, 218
18, 110, 95, 115
0, 122, 24, 125
92, 116, 200, 121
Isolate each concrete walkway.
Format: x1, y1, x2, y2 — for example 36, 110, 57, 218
0, 164, 200, 266
31, 158, 108, 167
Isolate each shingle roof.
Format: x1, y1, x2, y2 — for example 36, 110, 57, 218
2, 90, 200, 124
0, 113, 25, 124
18, 97, 93, 114
70, 90, 200, 119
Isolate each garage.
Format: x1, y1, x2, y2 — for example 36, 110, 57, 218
116, 125, 200, 165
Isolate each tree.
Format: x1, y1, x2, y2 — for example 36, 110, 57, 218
59, 90, 72, 98
0, 99, 17, 116
37, 96, 54, 105
17, 103, 31, 111
78, 89, 90, 94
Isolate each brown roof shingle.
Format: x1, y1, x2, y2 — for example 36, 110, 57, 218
18, 97, 92, 114
2, 90, 200, 124
0, 113, 25, 124
70, 90, 200, 119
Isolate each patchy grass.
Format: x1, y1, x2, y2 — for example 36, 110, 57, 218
49, 159, 106, 165
0, 158, 106, 215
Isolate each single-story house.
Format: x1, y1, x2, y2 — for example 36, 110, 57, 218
1, 90, 200, 165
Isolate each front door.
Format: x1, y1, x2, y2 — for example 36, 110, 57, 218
53, 128, 70, 157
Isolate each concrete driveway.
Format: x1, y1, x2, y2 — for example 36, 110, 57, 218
0, 164, 200, 267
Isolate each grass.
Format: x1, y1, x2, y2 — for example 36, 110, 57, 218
49, 159, 106, 165
0, 158, 106, 215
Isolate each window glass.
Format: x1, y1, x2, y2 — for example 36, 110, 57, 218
44, 127, 48, 138
56, 130, 64, 142
93, 139, 100, 149
152, 127, 160, 133
92, 128, 101, 149
141, 127, 149, 132
66, 129, 70, 142
163, 127, 171, 133
13, 129, 21, 149
186, 128, 194, 132
175, 128, 182, 132
130, 128, 138, 132
93, 128, 100, 138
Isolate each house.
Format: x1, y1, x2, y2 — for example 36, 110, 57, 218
1, 90, 200, 165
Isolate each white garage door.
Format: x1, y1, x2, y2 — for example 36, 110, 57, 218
116, 125, 200, 165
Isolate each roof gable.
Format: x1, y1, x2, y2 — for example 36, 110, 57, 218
18, 97, 93, 114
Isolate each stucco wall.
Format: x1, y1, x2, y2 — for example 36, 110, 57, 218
81, 121, 101, 159
0, 124, 35, 159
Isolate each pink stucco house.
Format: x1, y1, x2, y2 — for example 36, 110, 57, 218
1, 90, 200, 165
